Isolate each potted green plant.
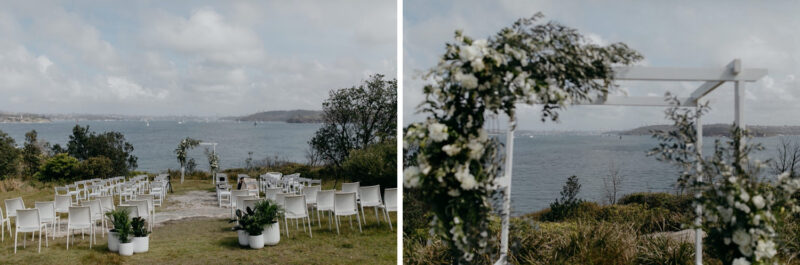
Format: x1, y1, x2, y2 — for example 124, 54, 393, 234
254, 200, 283, 246
229, 208, 253, 247
105, 208, 131, 253
131, 217, 150, 253
117, 216, 133, 256
244, 207, 265, 249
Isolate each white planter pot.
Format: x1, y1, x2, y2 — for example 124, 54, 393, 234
237, 230, 249, 246
248, 234, 264, 249
263, 222, 280, 246
133, 236, 149, 253
119, 242, 134, 256
108, 231, 119, 252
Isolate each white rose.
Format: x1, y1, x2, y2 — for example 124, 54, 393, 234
459, 45, 481, 61
732, 229, 751, 247
454, 71, 479, 89
740, 191, 750, 202
755, 240, 777, 259
752, 195, 765, 209
739, 243, 753, 257
735, 201, 751, 214
404, 166, 421, 188
467, 140, 484, 160
473, 39, 488, 49
471, 58, 485, 71
442, 144, 462, 156
455, 165, 477, 190
732, 257, 750, 265
428, 122, 448, 142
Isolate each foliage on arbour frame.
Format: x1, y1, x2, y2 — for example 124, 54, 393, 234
175, 137, 200, 169
403, 13, 642, 262
650, 95, 800, 265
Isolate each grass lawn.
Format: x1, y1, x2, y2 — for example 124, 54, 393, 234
0, 178, 397, 264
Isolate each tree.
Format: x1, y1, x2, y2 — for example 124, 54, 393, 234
342, 139, 397, 189
603, 160, 625, 205
175, 137, 200, 183
36, 153, 80, 182
770, 136, 800, 178
309, 74, 397, 172
22, 130, 45, 178
0, 130, 19, 178
66, 125, 137, 176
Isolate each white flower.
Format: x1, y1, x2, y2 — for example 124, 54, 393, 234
455, 165, 477, 190
448, 189, 461, 197
471, 59, 485, 71
752, 195, 765, 209
735, 201, 751, 214
719, 206, 733, 222
467, 140, 484, 160
740, 191, 750, 202
459, 45, 481, 62
732, 229, 751, 247
404, 166, 421, 188
454, 71, 479, 89
739, 243, 753, 257
428, 123, 448, 142
477, 129, 488, 142
473, 39, 488, 49
442, 144, 462, 156
732, 257, 750, 265
755, 240, 777, 259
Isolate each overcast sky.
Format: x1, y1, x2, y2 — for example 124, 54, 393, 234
0, 0, 396, 116
404, 0, 800, 131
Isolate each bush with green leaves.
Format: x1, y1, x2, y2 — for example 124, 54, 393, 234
253, 200, 282, 225
0, 130, 19, 179
80, 156, 114, 179
35, 153, 81, 182
542, 175, 584, 222
343, 139, 396, 189
106, 208, 132, 243
131, 217, 150, 237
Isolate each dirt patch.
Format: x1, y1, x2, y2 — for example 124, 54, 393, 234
154, 190, 230, 226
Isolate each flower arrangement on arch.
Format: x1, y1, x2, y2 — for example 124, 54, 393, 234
404, 13, 642, 262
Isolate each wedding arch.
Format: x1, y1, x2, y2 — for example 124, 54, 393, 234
495, 59, 767, 265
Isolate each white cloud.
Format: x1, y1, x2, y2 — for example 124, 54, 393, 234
107, 76, 168, 100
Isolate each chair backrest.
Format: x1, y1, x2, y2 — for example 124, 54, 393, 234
264, 188, 282, 200
136, 194, 154, 212
54, 195, 72, 212
5, 197, 25, 217
316, 190, 335, 211
217, 173, 228, 184
82, 200, 103, 219
334, 192, 357, 215
230, 190, 249, 206
127, 200, 149, 218
242, 199, 261, 213
16, 209, 40, 229
359, 185, 382, 206
284, 195, 307, 218
117, 205, 139, 218
303, 185, 321, 203
235, 195, 256, 212
274, 193, 290, 207
98, 196, 114, 213
384, 188, 397, 212
55, 186, 68, 195
68, 206, 91, 225
341, 182, 360, 197
34, 201, 56, 220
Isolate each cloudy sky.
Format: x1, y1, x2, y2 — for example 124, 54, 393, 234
0, 0, 395, 116
405, 0, 800, 131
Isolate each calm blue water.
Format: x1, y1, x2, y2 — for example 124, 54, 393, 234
509, 134, 785, 215
0, 120, 320, 172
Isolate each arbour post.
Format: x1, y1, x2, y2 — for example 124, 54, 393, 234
497, 117, 516, 265
695, 107, 703, 265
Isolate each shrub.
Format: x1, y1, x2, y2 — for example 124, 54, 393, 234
342, 139, 396, 189
66, 125, 137, 176
36, 153, 81, 182
80, 156, 114, 179
541, 176, 584, 221
0, 130, 19, 178
618, 192, 692, 214
636, 236, 694, 265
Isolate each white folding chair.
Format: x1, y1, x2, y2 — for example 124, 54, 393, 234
283, 195, 312, 238
34, 202, 59, 240
82, 200, 106, 238
135, 194, 156, 227
316, 190, 335, 230
14, 209, 47, 253
0, 206, 9, 242
303, 186, 321, 225
333, 192, 362, 235
359, 185, 389, 227
66, 206, 93, 250
242, 199, 262, 213
5, 197, 25, 230
230, 190, 250, 218
341, 182, 360, 201
217, 184, 231, 207
117, 205, 139, 219
264, 187, 282, 201
235, 196, 257, 216
126, 200, 150, 231
382, 188, 396, 231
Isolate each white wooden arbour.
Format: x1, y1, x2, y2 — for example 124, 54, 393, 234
200, 142, 218, 184
495, 59, 767, 265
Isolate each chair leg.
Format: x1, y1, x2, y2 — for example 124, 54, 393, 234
307, 216, 312, 238
66, 229, 70, 250
375, 207, 380, 224
14, 230, 17, 253
385, 209, 393, 231
356, 214, 363, 233
38, 229, 41, 253
335, 215, 340, 235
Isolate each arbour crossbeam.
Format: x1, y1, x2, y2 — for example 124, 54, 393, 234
496, 59, 767, 265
